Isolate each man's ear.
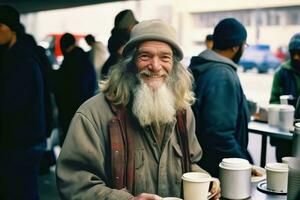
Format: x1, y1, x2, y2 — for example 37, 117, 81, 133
231, 45, 240, 53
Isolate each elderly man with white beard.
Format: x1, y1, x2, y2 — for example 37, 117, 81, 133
56, 19, 221, 200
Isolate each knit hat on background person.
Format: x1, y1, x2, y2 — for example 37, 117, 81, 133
122, 19, 183, 60
108, 29, 130, 54
0, 5, 21, 33
114, 9, 138, 30
213, 18, 247, 50
289, 33, 300, 51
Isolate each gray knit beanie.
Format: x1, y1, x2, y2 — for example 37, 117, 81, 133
289, 33, 300, 51
122, 19, 183, 60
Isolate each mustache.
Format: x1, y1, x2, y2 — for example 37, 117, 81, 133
138, 69, 168, 77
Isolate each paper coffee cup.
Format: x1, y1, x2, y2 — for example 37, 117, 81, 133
219, 158, 251, 199
265, 163, 288, 192
282, 157, 295, 164
181, 172, 215, 200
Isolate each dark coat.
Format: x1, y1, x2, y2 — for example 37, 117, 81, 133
189, 49, 253, 177
53, 46, 97, 144
0, 41, 46, 149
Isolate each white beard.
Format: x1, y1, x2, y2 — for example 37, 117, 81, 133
132, 82, 176, 127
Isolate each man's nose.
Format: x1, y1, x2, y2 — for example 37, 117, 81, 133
149, 57, 161, 72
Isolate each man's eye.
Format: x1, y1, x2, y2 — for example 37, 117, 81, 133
139, 54, 150, 61
161, 56, 171, 62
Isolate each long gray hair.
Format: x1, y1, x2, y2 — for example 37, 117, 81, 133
100, 48, 195, 110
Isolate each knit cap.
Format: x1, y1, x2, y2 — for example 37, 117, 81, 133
0, 5, 21, 33
213, 18, 247, 50
122, 19, 183, 60
114, 9, 138, 30
289, 33, 300, 51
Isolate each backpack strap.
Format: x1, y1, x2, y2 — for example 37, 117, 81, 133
176, 110, 191, 172
107, 102, 135, 192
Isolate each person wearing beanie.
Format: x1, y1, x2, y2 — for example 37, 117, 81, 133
56, 19, 221, 200
101, 10, 138, 80
269, 32, 300, 161
53, 33, 98, 146
0, 5, 47, 200
101, 28, 130, 79
112, 9, 138, 33
189, 18, 253, 177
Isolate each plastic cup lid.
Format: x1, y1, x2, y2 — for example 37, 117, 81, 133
265, 163, 288, 172
219, 158, 251, 170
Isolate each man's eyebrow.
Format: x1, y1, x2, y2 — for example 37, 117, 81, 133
137, 48, 173, 55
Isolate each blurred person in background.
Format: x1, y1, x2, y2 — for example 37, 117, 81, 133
189, 18, 253, 178
101, 29, 130, 78
85, 34, 107, 79
111, 9, 138, 34
53, 33, 98, 146
56, 19, 220, 200
18, 24, 57, 174
204, 34, 213, 50
101, 9, 138, 79
0, 5, 46, 200
269, 33, 300, 161
275, 46, 287, 63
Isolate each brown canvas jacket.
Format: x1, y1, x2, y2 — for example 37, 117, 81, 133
56, 93, 206, 200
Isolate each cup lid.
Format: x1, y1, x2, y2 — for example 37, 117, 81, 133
181, 172, 212, 182
265, 163, 288, 172
219, 158, 251, 170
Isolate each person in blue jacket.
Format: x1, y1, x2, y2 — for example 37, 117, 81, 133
189, 18, 253, 177
0, 5, 46, 200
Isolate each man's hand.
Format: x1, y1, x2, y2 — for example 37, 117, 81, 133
209, 179, 221, 200
133, 193, 162, 200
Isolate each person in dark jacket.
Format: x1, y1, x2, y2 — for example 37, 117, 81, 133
101, 9, 138, 79
0, 5, 46, 200
189, 18, 253, 177
269, 33, 300, 161
53, 33, 98, 146
101, 29, 130, 78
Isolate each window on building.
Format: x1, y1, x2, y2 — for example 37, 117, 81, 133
287, 10, 300, 25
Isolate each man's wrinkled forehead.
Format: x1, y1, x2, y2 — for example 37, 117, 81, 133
136, 40, 174, 55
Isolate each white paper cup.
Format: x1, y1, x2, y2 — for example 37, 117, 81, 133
219, 158, 252, 199
265, 163, 289, 192
181, 172, 215, 200
267, 104, 280, 126
282, 157, 295, 164
278, 105, 295, 131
